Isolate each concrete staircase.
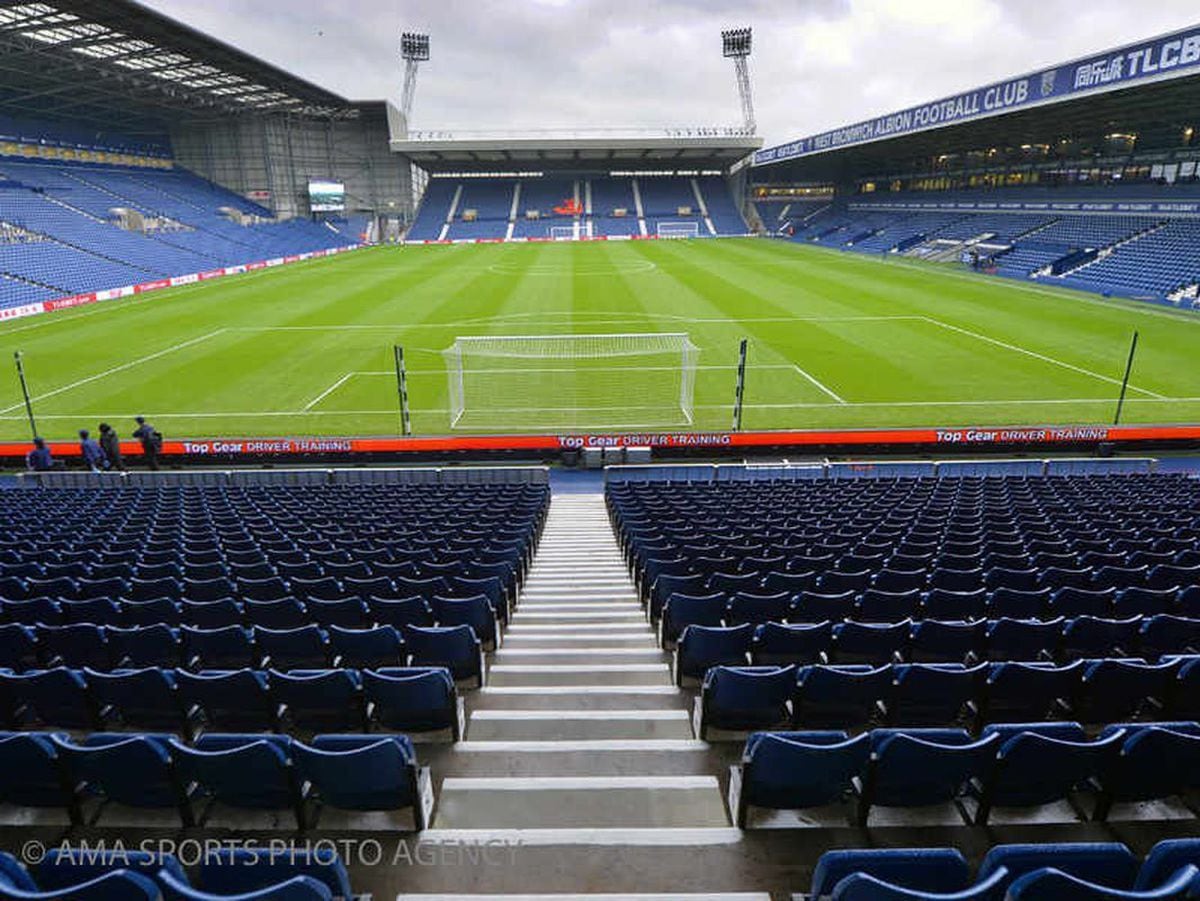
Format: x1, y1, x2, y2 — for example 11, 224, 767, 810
399, 492, 761, 899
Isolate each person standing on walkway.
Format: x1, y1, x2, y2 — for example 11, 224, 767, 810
132, 416, 162, 470
78, 428, 108, 472
25, 437, 54, 471
98, 423, 124, 472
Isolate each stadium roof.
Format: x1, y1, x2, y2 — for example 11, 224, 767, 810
391, 128, 762, 174
753, 23, 1200, 182
0, 0, 358, 134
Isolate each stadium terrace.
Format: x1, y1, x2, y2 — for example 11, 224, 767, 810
0, 4, 1198, 900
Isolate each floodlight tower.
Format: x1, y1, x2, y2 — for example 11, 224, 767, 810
722, 27, 756, 134
400, 31, 430, 136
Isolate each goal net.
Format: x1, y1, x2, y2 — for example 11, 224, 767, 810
442, 333, 699, 431
549, 225, 577, 240
656, 221, 700, 239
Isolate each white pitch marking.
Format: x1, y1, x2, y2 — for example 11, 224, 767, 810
0, 329, 226, 414
920, 315, 1165, 398
792, 364, 846, 404
303, 371, 356, 410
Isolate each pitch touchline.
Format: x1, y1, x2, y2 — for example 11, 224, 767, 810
919, 316, 1164, 398
6, 396, 1199, 420
0, 329, 227, 415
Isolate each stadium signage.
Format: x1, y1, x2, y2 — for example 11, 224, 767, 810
3, 424, 1198, 462
848, 199, 1200, 216
755, 25, 1200, 165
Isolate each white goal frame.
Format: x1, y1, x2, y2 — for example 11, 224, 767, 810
549, 225, 577, 240
656, 221, 700, 239
442, 332, 699, 430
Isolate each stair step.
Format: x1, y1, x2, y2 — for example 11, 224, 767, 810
507, 623, 650, 633
494, 649, 663, 667
468, 709, 691, 740
471, 686, 686, 710
433, 776, 728, 828
444, 739, 715, 775
398, 893, 767, 900
488, 663, 671, 687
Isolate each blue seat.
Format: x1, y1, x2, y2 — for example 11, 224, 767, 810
736, 731, 869, 825
726, 591, 791, 626
986, 567, 1041, 592
401, 624, 482, 686
127, 576, 181, 602
833, 620, 908, 664
121, 598, 182, 627
367, 597, 433, 630
54, 732, 195, 825
887, 663, 987, 726
909, 620, 984, 663
1169, 659, 1200, 719
175, 669, 278, 732
3, 668, 100, 729
984, 617, 1062, 661
255, 626, 329, 670
647, 572, 706, 622
36, 848, 186, 893
1136, 840, 1200, 894
1074, 659, 1176, 724
1006, 867, 1198, 899
793, 664, 891, 728
2, 598, 63, 627
857, 729, 999, 826
170, 733, 305, 828
751, 621, 830, 666
182, 577, 237, 603
1140, 615, 1200, 660
188, 847, 348, 901
38, 624, 109, 669
930, 568, 984, 593
271, 669, 365, 732
972, 723, 1124, 824
84, 667, 191, 734
922, 588, 990, 622
1061, 616, 1142, 659
873, 569, 927, 593
60, 599, 122, 627
236, 578, 290, 603
1115, 587, 1177, 618
182, 626, 258, 670
294, 734, 425, 824
820, 570, 872, 594
660, 593, 727, 646
675, 624, 752, 682
106, 625, 181, 668
983, 661, 1082, 723
328, 625, 405, 669
857, 589, 921, 623
979, 843, 1143, 901
791, 590, 856, 623
432, 595, 498, 649
306, 597, 369, 628
0, 624, 38, 671
180, 600, 243, 629
0, 732, 80, 823
0, 852, 159, 900
698, 665, 795, 737
362, 667, 460, 737
289, 577, 346, 604
244, 598, 308, 630
1051, 587, 1116, 619
1093, 724, 1200, 820
810, 847, 973, 899
988, 588, 1052, 620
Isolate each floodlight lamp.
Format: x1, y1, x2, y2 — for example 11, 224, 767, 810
401, 32, 430, 61
722, 27, 752, 58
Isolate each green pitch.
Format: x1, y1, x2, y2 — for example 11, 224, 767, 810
1, 237, 1198, 440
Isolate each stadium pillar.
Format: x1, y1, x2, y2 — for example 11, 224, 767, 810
1113, 330, 1139, 426
731, 338, 748, 431
12, 352, 37, 440
394, 345, 412, 436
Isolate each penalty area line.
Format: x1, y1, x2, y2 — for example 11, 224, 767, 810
303, 372, 358, 411
792, 364, 846, 404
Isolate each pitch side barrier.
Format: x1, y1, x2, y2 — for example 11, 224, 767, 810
603, 456, 1159, 484
19, 465, 550, 488
0, 424, 1198, 468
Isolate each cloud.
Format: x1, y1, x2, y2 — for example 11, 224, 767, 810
140, 0, 1200, 145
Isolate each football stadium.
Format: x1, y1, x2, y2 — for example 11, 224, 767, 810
1, 1, 1200, 899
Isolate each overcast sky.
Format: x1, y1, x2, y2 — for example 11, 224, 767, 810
140, 1, 1198, 146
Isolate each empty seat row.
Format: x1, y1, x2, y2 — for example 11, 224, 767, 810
674, 613, 1200, 673
0, 666, 463, 738
0, 728, 428, 830
0, 845, 350, 900
0, 621, 485, 678
696, 658, 1200, 735
736, 721, 1200, 827
805, 839, 1200, 899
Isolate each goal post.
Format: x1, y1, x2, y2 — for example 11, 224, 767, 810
656, 221, 700, 239
549, 225, 577, 240
442, 333, 699, 431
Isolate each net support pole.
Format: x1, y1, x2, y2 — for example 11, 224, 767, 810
731, 338, 748, 432
12, 351, 37, 440
394, 345, 412, 436
1113, 330, 1139, 426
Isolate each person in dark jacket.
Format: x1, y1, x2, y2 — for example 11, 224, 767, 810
132, 416, 161, 470
78, 428, 107, 472
98, 422, 124, 472
25, 437, 53, 472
